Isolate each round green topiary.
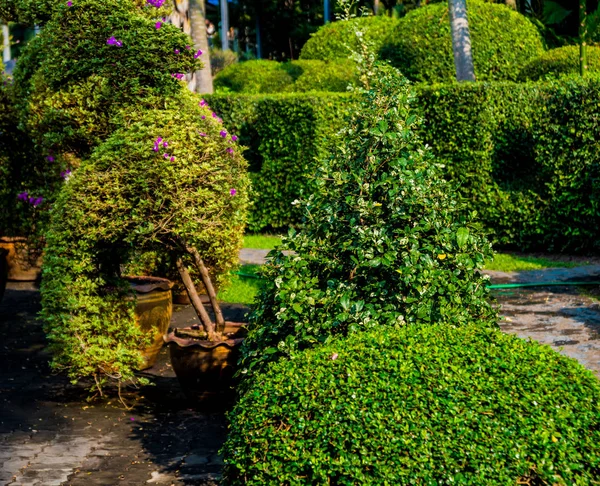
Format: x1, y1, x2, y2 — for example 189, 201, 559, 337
380, 0, 544, 82
213, 59, 357, 94
223, 324, 600, 485
40, 92, 250, 389
519, 45, 600, 81
299, 16, 400, 62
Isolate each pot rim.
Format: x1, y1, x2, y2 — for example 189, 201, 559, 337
164, 322, 246, 349
123, 275, 174, 293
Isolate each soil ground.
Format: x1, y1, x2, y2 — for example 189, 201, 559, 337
1, 260, 599, 485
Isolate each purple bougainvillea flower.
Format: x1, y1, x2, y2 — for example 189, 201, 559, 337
155, 20, 162, 29
174, 49, 180, 54
163, 142, 168, 147
226, 147, 234, 154
201, 115, 206, 120
147, 0, 165, 6
199, 132, 207, 137
194, 49, 202, 59
67, 1, 73, 6
186, 45, 191, 50
115, 40, 123, 47
212, 112, 218, 118
152, 144, 159, 152
60, 169, 72, 180
46, 155, 55, 162
231, 135, 238, 142
170, 156, 175, 162
17, 191, 28, 201
106, 36, 117, 45
229, 188, 237, 196
220, 130, 227, 137
171, 73, 185, 80
199, 99, 208, 107
163, 153, 169, 158
156, 137, 162, 143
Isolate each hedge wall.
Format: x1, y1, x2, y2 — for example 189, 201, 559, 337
209, 77, 600, 253
206, 93, 355, 232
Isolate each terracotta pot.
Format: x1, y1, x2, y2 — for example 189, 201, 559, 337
125, 276, 174, 370
0, 248, 8, 302
0, 236, 42, 281
164, 322, 246, 402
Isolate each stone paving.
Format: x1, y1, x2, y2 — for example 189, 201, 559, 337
1, 260, 600, 485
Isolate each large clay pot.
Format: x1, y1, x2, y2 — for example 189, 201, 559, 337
164, 322, 246, 402
0, 236, 42, 281
125, 276, 174, 370
0, 248, 8, 302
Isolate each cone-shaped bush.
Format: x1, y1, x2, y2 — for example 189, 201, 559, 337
519, 45, 600, 81
239, 64, 497, 376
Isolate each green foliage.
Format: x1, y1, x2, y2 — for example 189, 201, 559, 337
213, 59, 358, 94
381, 0, 544, 82
210, 47, 239, 76
40, 94, 249, 387
519, 45, 600, 80
217, 264, 263, 305
242, 234, 282, 249
299, 16, 400, 62
416, 77, 600, 253
12, 0, 199, 157
223, 324, 600, 485
238, 67, 496, 376
484, 253, 584, 272
206, 92, 355, 232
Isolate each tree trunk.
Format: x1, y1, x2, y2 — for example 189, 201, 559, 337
505, 0, 517, 9
190, 0, 213, 93
448, 0, 476, 82
169, 0, 213, 93
220, 0, 229, 51
580, 0, 588, 77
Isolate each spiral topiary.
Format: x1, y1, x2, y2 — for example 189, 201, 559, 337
40, 93, 249, 390
519, 45, 600, 81
380, 0, 544, 82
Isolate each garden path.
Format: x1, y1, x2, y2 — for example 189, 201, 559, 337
0, 262, 599, 485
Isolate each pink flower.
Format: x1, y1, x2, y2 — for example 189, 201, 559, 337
199, 99, 208, 107
201, 115, 206, 120
226, 147, 234, 154
155, 20, 162, 29
199, 132, 207, 137
170, 156, 175, 162
163, 153, 169, 158
331, 353, 338, 360
194, 49, 203, 59
231, 135, 238, 142
174, 49, 180, 54
229, 188, 237, 196
163, 142, 168, 147
220, 130, 227, 137
67, 1, 73, 6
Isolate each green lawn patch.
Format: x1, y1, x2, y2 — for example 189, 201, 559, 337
218, 264, 263, 305
243, 234, 283, 250
484, 253, 585, 272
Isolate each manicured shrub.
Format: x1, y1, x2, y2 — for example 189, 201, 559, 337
40, 93, 249, 389
299, 15, 400, 62
213, 59, 357, 94
519, 45, 600, 80
237, 64, 496, 376
207, 92, 356, 231
380, 0, 544, 82
223, 324, 600, 485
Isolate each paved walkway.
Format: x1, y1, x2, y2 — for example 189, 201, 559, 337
1, 260, 599, 484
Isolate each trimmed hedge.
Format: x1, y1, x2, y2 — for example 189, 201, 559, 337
299, 16, 400, 62
206, 93, 355, 232
519, 45, 600, 81
223, 324, 600, 485
381, 0, 544, 82
213, 59, 357, 94
211, 77, 600, 253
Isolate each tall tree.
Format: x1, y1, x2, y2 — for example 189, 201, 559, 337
448, 0, 476, 81
580, 0, 588, 76
169, 0, 213, 93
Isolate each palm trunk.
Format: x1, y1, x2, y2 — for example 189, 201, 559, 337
220, 0, 229, 51
505, 0, 517, 9
448, 0, 476, 82
190, 0, 213, 93
580, 0, 588, 77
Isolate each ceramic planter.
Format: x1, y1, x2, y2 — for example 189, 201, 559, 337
125, 276, 174, 370
164, 322, 246, 402
0, 248, 8, 303
0, 236, 42, 281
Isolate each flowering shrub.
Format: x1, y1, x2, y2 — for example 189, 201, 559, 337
41, 93, 249, 389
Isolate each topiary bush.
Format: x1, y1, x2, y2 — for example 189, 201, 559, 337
223, 324, 600, 485
299, 15, 400, 62
213, 59, 357, 94
519, 45, 600, 81
380, 0, 544, 82
237, 63, 496, 376
40, 93, 249, 390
